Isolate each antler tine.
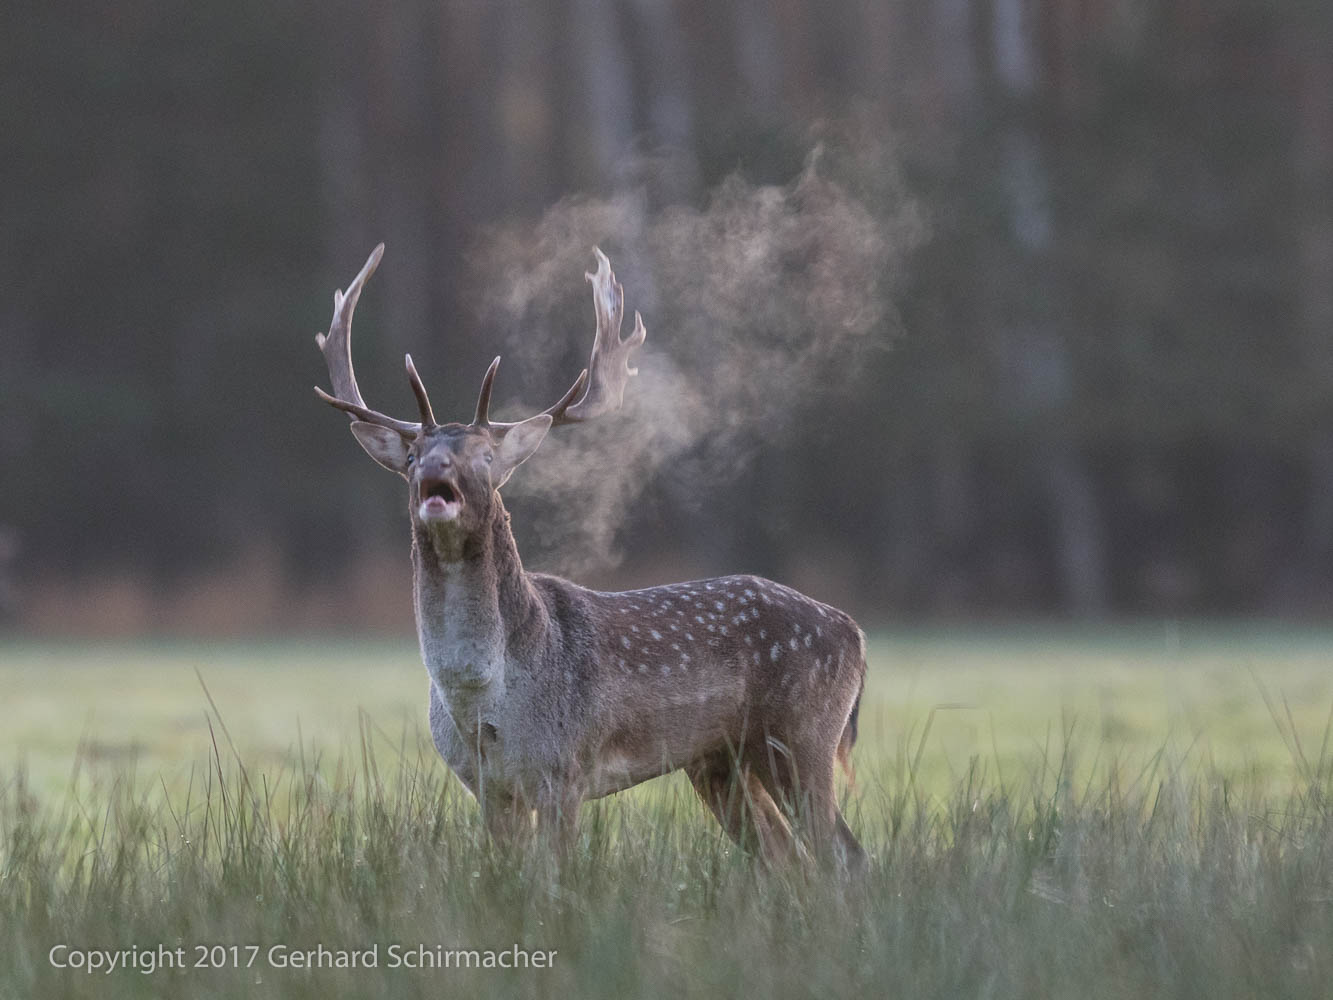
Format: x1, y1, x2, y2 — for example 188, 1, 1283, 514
313, 387, 421, 434
313, 244, 424, 436
540, 368, 590, 423
482, 248, 643, 432
473, 356, 501, 426
404, 354, 437, 428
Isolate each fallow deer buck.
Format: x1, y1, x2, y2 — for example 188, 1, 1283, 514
313, 245, 867, 869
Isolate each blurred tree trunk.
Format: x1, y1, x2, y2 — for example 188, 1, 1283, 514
988, 0, 1110, 615
372, 0, 434, 352
734, 0, 784, 116
318, 4, 372, 282
1296, 33, 1333, 581
569, 0, 636, 187
627, 0, 699, 199
496, 2, 556, 215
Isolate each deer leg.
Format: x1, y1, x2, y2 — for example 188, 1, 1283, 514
834, 809, 868, 876
533, 783, 582, 854
762, 746, 863, 874
481, 782, 580, 855
686, 755, 795, 866
749, 736, 853, 868
481, 793, 533, 846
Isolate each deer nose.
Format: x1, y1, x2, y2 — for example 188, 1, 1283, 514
418, 453, 453, 477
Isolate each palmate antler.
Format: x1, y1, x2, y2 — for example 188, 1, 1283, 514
472, 248, 647, 431
314, 246, 645, 436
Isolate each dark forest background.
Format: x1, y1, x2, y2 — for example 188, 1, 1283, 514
2, 0, 1332, 634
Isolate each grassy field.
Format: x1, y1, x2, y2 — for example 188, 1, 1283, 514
2, 625, 1332, 998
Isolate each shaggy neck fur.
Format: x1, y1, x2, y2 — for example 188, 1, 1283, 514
411, 496, 545, 707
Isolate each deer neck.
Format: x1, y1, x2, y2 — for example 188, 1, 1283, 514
411, 499, 538, 705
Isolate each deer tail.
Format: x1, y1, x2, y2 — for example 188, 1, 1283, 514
836, 633, 866, 787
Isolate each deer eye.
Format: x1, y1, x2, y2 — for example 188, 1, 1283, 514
406, 453, 415, 466
485, 453, 494, 464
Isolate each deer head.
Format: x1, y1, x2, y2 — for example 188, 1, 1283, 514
313, 245, 646, 550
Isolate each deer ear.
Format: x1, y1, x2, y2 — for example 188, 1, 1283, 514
349, 421, 412, 476
493, 414, 552, 488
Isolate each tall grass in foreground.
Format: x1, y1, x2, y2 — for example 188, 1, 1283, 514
2, 717, 1331, 1000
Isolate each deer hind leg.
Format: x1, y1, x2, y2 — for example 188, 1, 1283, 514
750, 735, 865, 873
833, 809, 867, 875
686, 753, 796, 866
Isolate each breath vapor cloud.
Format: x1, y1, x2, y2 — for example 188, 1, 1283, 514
470, 143, 925, 574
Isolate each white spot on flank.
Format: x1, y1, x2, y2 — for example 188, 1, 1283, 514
670, 623, 679, 631
789, 637, 798, 650
744, 635, 753, 646
638, 664, 648, 673
753, 651, 761, 664
661, 665, 671, 676
760, 629, 767, 639
695, 615, 705, 624
714, 601, 725, 612
771, 644, 781, 662
620, 636, 631, 649
745, 589, 756, 599
631, 625, 640, 634
650, 629, 662, 640
804, 634, 813, 647
685, 632, 694, 641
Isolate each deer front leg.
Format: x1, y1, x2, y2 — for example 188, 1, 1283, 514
533, 781, 582, 854
480, 779, 581, 854
480, 793, 532, 846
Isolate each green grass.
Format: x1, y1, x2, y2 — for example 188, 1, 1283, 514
2, 626, 1332, 998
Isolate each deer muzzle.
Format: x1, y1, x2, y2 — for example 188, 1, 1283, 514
418, 476, 463, 522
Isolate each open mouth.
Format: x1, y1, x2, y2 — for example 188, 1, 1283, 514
418, 478, 463, 522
